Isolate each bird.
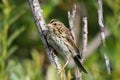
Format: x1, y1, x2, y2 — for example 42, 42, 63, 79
46, 19, 87, 74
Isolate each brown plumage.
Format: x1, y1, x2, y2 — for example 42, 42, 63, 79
47, 19, 87, 73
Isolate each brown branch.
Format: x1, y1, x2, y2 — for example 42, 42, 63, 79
81, 17, 88, 62
84, 28, 111, 59
28, 0, 62, 73
98, 0, 105, 42
74, 67, 82, 80
68, 4, 82, 80
97, 0, 111, 74
68, 4, 77, 44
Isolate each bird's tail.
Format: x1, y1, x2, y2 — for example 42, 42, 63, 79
73, 55, 88, 74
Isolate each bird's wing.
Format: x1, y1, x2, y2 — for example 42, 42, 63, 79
66, 35, 80, 54
61, 27, 80, 55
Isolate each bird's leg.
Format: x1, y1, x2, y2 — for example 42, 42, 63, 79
58, 55, 70, 75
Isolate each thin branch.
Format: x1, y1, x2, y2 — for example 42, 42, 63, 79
97, 0, 111, 74
98, 0, 105, 43
81, 17, 88, 62
28, 0, 62, 73
75, 67, 82, 80
68, 4, 82, 80
84, 28, 111, 59
68, 4, 77, 43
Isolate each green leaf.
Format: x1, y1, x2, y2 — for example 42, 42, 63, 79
7, 45, 18, 58
7, 26, 25, 48
8, 10, 26, 26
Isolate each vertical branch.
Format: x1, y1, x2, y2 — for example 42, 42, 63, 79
84, 28, 111, 60
68, 4, 77, 43
98, 0, 105, 43
75, 68, 82, 80
28, 0, 62, 73
97, 0, 111, 74
68, 4, 82, 80
81, 17, 88, 62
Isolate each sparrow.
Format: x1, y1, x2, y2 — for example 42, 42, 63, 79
46, 19, 87, 73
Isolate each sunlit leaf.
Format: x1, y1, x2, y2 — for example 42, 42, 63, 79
46, 65, 58, 80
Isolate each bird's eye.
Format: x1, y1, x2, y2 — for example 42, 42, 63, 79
53, 23, 57, 26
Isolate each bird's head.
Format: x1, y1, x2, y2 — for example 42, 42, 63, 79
47, 19, 64, 31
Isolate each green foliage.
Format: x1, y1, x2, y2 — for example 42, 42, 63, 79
0, 0, 25, 79
0, 0, 120, 80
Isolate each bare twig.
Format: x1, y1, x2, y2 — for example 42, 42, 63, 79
68, 4, 82, 80
68, 4, 77, 43
97, 0, 111, 74
75, 67, 82, 80
81, 17, 88, 62
84, 28, 111, 59
28, 0, 62, 73
98, 0, 105, 42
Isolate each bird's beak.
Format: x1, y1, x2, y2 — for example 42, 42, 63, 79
47, 23, 52, 27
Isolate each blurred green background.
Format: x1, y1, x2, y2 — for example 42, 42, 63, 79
0, 0, 120, 80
